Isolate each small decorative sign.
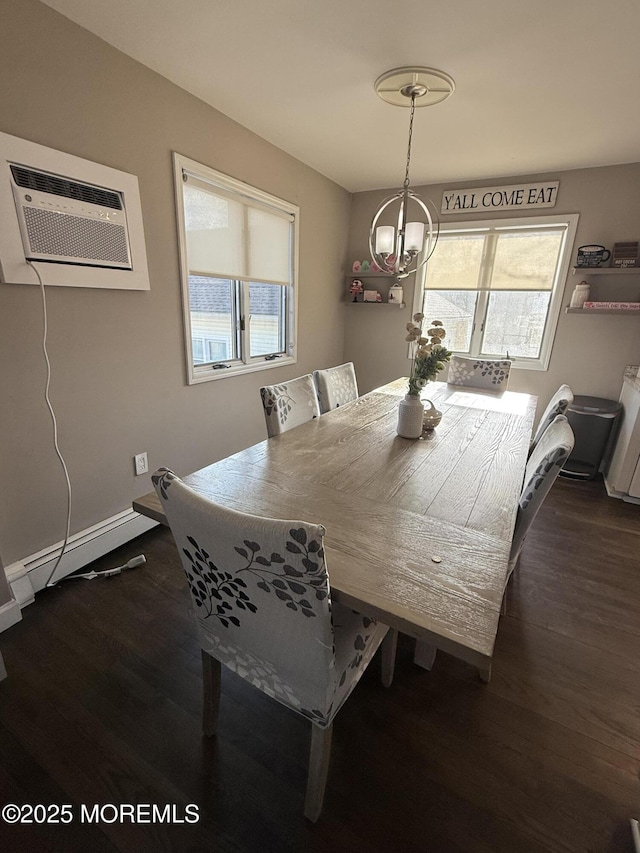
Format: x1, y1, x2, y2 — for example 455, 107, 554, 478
583, 301, 640, 310
441, 181, 559, 214
612, 241, 640, 268
363, 290, 382, 302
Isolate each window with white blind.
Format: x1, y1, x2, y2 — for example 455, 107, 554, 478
173, 153, 299, 384
415, 214, 578, 370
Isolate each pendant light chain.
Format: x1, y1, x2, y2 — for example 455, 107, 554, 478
403, 93, 417, 191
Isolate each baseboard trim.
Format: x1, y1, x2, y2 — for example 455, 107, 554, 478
4, 508, 158, 607
4, 562, 33, 609
0, 597, 22, 633
603, 476, 640, 505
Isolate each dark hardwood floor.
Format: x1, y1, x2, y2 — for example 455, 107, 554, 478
1, 477, 639, 852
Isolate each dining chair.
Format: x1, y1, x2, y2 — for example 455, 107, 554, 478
151, 467, 396, 822
260, 373, 321, 438
529, 383, 574, 452
447, 355, 512, 391
313, 362, 359, 414
502, 414, 574, 615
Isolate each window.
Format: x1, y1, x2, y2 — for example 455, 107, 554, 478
173, 153, 298, 384
415, 214, 578, 370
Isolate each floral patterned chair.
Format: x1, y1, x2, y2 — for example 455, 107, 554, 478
260, 373, 321, 438
529, 384, 574, 452
152, 467, 396, 821
447, 355, 512, 391
502, 415, 574, 616
313, 362, 359, 414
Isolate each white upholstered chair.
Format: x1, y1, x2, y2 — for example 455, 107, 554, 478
152, 467, 396, 822
529, 384, 574, 452
260, 373, 321, 438
502, 415, 575, 614
313, 362, 359, 414
447, 355, 512, 391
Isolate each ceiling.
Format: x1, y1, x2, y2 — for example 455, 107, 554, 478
40, 0, 640, 193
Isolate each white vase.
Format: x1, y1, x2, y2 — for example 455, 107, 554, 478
397, 394, 425, 438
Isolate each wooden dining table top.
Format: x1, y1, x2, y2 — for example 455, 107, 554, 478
133, 378, 537, 670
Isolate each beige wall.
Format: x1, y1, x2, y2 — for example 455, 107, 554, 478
346, 165, 640, 417
0, 0, 350, 565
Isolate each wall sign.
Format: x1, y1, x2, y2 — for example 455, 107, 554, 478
441, 181, 559, 214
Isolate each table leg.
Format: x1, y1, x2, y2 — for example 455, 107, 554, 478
478, 662, 492, 683
414, 639, 437, 670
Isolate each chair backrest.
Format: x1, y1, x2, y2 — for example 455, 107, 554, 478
447, 355, 512, 391
530, 384, 574, 451
510, 415, 574, 563
152, 468, 337, 716
260, 373, 321, 437
313, 362, 359, 414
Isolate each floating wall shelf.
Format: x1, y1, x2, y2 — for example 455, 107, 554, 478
571, 267, 640, 275
565, 307, 640, 315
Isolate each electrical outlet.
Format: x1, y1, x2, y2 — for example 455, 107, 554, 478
134, 452, 148, 476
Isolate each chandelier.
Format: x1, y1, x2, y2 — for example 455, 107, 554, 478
369, 67, 455, 280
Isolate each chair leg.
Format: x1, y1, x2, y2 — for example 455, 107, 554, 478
201, 650, 221, 737
304, 723, 333, 822
380, 628, 397, 687
501, 556, 519, 617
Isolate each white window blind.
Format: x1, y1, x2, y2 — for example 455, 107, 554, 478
183, 174, 292, 286
425, 227, 567, 291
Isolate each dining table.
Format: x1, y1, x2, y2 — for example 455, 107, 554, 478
133, 378, 537, 681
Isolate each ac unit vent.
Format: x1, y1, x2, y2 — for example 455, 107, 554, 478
23, 207, 130, 266
10, 165, 123, 210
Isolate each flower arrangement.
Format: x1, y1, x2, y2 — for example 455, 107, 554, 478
405, 313, 452, 396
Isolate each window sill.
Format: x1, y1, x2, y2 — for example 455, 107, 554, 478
188, 355, 297, 385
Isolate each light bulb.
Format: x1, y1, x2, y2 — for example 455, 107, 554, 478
375, 226, 395, 255
405, 222, 425, 252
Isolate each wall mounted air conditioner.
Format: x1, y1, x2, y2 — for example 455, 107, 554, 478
0, 131, 149, 290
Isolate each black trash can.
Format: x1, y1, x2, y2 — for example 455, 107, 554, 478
560, 395, 622, 480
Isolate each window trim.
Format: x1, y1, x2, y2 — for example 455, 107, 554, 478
412, 213, 579, 371
173, 152, 299, 385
